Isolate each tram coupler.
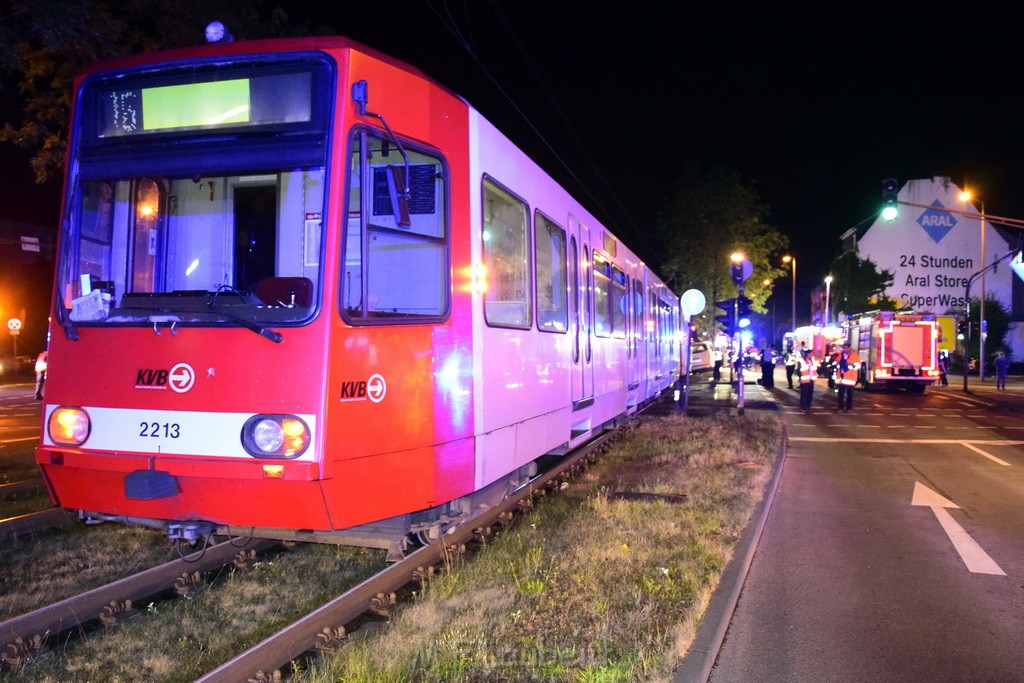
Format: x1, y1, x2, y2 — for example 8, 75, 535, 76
168, 521, 216, 545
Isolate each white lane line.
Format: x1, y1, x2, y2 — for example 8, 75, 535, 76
960, 442, 1012, 467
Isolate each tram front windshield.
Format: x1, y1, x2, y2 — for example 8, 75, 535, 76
56, 54, 332, 333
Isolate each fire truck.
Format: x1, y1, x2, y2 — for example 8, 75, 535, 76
841, 311, 941, 392
789, 324, 845, 360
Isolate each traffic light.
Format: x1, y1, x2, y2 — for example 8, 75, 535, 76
736, 295, 753, 329
957, 320, 968, 340
729, 260, 745, 283
881, 178, 899, 221
715, 298, 737, 336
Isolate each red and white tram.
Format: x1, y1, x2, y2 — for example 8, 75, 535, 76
36, 34, 679, 554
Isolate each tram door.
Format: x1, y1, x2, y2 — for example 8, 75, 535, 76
569, 216, 594, 407
627, 271, 642, 400
233, 184, 278, 292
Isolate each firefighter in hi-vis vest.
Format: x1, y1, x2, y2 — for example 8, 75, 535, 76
836, 343, 861, 412
798, 349, 817, 411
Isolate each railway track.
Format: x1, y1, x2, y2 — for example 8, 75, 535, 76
0, 479, 45, 499
0, 479, 67, 542
0, 508, 72, 542
199, 426, 617, 682
0, 538, 279, 670
0, 420, 621, 680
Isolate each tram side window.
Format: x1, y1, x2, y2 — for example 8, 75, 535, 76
343, 131, 448, 321
482, 179, 531, 329
74, 181, 115, 295
656, 297, 676, 352
632, 279, 644, 348
609, 264, 627, 339
592, 255, 626, 339
593, 255, 611, 337
65, 179, 144, 308
664, 298, 678, 354
534, 212, 567, 333
131, 179, 164, 293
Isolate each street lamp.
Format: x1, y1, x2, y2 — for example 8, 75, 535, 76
824, 275, 833, 325
960, 189, 986, 381
730, 251, 748, 415
782, 254, 796, 333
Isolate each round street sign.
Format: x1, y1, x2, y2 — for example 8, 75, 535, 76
680, 289, 706, 317
7, 318, 22, 332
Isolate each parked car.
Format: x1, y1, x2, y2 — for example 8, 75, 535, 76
689, 341, 714, 373
0, 355, 33, 378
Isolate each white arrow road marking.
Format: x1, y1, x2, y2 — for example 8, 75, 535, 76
912, 482, 1006, 576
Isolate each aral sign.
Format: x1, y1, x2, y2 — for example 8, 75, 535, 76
855, 176, 1013, 315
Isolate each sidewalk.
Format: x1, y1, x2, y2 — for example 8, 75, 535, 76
676, 370, 780, 416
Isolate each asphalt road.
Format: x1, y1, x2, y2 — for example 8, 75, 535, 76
0, 382, 43, 483
709, 380, 1024, 681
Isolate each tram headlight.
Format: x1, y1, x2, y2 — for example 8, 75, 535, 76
48, 407, 91, 446
241, 414, 310, 458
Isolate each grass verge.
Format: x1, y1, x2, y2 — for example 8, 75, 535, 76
306, 410, 784, 682
0, 525, 174, 620
11, 543, 386, 681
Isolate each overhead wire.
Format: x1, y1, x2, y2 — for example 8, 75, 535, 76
425, 0, 659, 266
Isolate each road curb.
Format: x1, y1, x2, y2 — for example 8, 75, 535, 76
673, 422, 789, 683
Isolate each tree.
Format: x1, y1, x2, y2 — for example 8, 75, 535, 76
826, 251, 897, 318
655, 163, 788, 338
964, 296, 1010, 367
0, 1, 309, 182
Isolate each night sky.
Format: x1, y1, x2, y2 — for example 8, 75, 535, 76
289, 3, 1024, 286
3, 3, 1024, 294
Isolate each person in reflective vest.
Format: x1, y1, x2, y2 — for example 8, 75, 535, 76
836, 343, 861, 412
784, 345, 798, 390
798, 349, 817, 411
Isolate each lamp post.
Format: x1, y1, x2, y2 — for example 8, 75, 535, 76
824, 275, 833, 325
730, 251, 749, 415
960, 190, 987, 381
782, 254, 796, 334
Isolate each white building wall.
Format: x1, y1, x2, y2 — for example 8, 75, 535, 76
855, 176, 1021, 359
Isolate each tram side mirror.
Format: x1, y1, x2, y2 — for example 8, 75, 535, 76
352, 80, 369, 115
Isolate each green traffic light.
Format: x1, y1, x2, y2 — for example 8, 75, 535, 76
881, 206, 898, 221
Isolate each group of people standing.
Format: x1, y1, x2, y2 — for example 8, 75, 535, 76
771, 342, 1014, 408
782, 342, 861, 412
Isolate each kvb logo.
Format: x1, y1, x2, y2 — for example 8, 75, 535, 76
168, 363, 196, 393
135, 362, 196, 392
340, 373, 387, 403
367, 374, 386, 403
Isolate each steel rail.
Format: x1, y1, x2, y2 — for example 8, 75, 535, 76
197, 427, 619, 683
0, 480, 45, 500
0, 508, 72, 542
0, 538, 278, 646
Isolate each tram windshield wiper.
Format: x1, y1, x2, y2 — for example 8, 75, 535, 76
60, 315, 79, 341
206, 287, 283, 343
